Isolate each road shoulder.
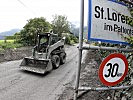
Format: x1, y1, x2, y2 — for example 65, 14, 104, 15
58, 50, 113, 100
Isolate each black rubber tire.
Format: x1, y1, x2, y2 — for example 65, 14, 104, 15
60, 52, 66, 64
51, 55, 60, 69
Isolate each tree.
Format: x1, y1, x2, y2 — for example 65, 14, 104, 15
19, 17, 51, 46
52, 15, 70, 37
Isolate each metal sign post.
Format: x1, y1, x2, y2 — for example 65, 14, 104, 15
74, 0, 133, 100
74, 0, 84, 99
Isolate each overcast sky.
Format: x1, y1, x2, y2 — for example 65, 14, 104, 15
0, 0, 88, 32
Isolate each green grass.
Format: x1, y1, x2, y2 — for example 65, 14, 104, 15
0, 40, 14, 44
0, 39, 23, 50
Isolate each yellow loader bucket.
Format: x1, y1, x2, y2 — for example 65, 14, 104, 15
20, 57, 52, 74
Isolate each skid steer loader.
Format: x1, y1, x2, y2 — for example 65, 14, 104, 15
20, 32, 66, 74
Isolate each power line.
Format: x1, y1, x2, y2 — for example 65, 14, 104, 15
17, 0, 37, 15
17, 0, 27, 8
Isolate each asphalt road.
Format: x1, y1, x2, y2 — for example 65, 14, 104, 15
0, 45, 86, 100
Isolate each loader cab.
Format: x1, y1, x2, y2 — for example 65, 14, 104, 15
37, 33, 59, 52
37, 33, 50, 52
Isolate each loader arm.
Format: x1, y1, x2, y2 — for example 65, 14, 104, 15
47, 39, 65, 58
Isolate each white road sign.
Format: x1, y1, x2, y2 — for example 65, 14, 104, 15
88, 0, 133, 45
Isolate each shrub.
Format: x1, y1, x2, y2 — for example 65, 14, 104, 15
126, 36, 133, 46
64, 34, 78, 45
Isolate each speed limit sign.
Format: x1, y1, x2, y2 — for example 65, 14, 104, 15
99, 53, 128, 86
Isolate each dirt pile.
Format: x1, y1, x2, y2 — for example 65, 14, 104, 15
58, 50, 113, 100
0, 47, 32, 62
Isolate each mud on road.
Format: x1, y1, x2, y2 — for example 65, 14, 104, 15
0, 45, 85, 100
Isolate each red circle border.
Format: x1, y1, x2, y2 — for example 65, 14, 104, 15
98, 53, 128, 86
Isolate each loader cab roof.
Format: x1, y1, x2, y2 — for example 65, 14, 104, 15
37, 33, 60, 45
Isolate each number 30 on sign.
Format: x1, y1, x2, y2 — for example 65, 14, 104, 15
98, 53, 128, 86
